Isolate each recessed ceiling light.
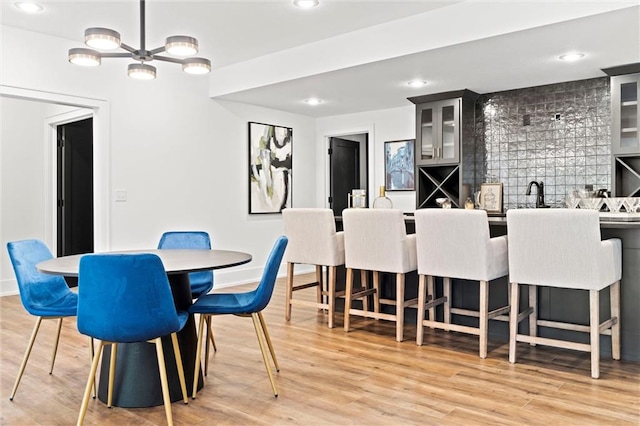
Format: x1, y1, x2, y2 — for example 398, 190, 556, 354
559, 52, 585, 62
294, 0, 320, 9
407, 80, 428, 88
13, 2, 43, 13
305, 98, 322, 106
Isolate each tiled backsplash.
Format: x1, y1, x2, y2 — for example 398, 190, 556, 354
475, 77, 611, 210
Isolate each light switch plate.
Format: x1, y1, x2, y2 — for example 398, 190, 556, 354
115, 189, 127, 202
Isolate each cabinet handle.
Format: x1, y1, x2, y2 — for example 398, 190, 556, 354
432, 147, 436, 158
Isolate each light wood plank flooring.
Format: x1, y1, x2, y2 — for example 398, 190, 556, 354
1, 273, 639, 425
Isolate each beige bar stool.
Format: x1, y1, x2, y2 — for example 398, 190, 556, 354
283, 208, 345, 328
507, 209, 621, 379
342, 208, 417, 342
414, 209, 509, 358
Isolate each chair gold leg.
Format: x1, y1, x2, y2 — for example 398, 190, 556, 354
77, 341, 104, 426
107, 343, 117, 407
10, 316, 43, 400
251, 313, 278, 397
204, 317, 210, 377
192, 314, 206, 399
89, 338, 96, 399
285, 263, 295, 321
170, 333, 189, 404
154, 338, 174, 426
204, 317, 217, 377
49, 318, 63, 374
257, 312, 279, 371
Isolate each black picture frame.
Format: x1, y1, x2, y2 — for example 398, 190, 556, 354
384, 139, 415, 191
248, 121, 293, 214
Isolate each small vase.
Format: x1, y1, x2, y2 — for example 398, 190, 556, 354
373, 186, 393, 209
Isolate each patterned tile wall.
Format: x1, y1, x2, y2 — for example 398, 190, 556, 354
475, 77, 611, 210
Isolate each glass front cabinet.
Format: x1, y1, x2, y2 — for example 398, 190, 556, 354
416, 98, 460, 165
611, 73, 639, 155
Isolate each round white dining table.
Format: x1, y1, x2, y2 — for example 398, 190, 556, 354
37, 249, 252, 408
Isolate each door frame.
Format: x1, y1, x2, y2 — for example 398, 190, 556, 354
324, 125, 374, 208
48, 110, 94, 255
1, 85, 111, 253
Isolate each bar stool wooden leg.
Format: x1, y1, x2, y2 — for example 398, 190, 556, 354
328, 266, 336, 329
611, 281, 621, 360
372, 271, 380, 317
443, 277, 451, 327
509, 282, 519, 364
416, 274, 427, 346
529, 284, 538, 346
396, 273, 405, 342
344, 268, 354, 332
285, 263, 295, 321
479, 280, 489, 359
589, 289, 600, 379
427, 277, 435, 327
361, 270, 369, 316
315, 265, 323, 308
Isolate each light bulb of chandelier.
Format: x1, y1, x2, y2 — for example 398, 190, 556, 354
85, 28, 121, 50
182, 58, 211, 75
128, 63, 156, 80
293, 0, 319, 9
68, 48, 101, 66
165, 36, 199, 57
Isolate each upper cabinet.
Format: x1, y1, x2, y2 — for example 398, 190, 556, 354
409, 90, 478, 166
611, 73, 640, 155
415, 98, 460, 165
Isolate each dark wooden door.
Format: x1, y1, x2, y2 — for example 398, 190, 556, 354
329, 137, 360, 216
57, 118, 94, 277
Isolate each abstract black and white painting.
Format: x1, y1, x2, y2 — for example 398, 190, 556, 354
384, 139, 415, 191
248, 122, 293, 214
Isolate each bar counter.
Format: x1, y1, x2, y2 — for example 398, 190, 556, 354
335, 213, 640, 361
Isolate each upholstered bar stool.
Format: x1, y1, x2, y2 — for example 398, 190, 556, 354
414, 209, 509, 358
342, 208, 417, 342
507, 209, 621, 379
282, 208, 345, 328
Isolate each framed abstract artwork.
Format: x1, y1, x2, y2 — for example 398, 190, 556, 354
384, 139, 415, 191
248, 122, 293, 214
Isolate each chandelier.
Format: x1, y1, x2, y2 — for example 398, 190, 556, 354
68, 0, 211, 80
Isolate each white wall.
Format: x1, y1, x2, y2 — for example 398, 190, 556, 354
316, 105, 416, 212
1, 26, 317, 295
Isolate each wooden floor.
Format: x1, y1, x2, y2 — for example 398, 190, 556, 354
1, 273, 639, 425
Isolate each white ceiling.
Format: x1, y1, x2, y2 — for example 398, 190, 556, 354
2, 1, 639, 117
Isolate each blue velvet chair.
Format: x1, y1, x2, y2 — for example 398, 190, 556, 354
76, 253, 189, 426
158, 231, 217, 373
188, 236, 288, 398
6, 239, 81, 401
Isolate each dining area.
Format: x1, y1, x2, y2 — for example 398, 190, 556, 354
4, 233, 288, 425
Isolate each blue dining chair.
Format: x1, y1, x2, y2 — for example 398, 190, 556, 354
158, 231, 217, 373
76, 253, 189, 426
188, 236, 288, 398
6, 239, 84, 401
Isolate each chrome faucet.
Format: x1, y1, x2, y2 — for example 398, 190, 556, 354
526, 181, 549, 208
